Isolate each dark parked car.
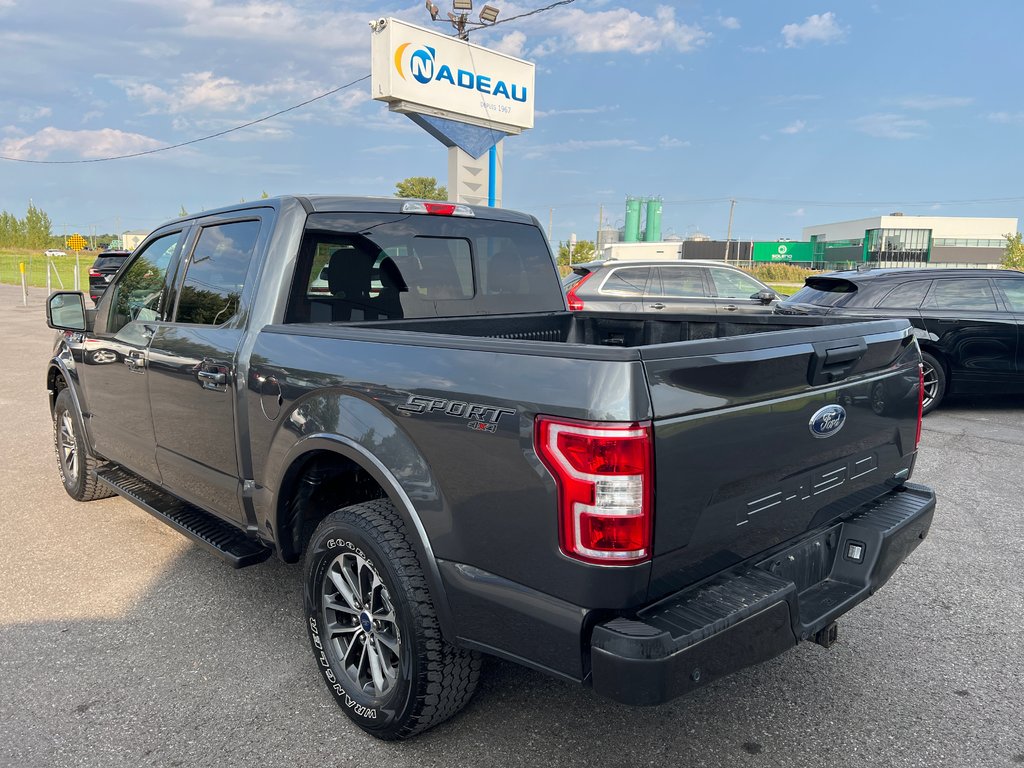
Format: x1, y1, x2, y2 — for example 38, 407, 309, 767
776, 268, 1024, 413
563, 259, 781, 315
88, 250, 131, 303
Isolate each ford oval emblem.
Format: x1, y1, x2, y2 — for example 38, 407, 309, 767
809, 404, 847, 439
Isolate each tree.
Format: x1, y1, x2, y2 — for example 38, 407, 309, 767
1002, 232, 1024, 270
394, 176, 447, 201
23, 202, 52, 249
556, 239, 596, 267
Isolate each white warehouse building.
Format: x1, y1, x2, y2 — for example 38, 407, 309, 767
801, 214, 1018, 266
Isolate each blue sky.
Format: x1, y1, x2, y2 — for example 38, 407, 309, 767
1, 1, 1021, 245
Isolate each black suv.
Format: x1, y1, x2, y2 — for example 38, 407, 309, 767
563, 259, 780, 315
776, 268, 1024, 412
88, 250, 131, 303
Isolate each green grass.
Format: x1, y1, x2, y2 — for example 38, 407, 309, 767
0, 250, 91, 291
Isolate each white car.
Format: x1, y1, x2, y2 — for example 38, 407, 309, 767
44, 249, 67, 257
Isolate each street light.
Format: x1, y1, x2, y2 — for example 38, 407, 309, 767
428, 1, 498, 40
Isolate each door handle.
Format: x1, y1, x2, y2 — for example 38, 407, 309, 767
197, 370, 227, 385
649, 303, 666, 310
722, 304, 738, 312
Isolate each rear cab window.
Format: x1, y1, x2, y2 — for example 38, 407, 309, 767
286, 212, 563, 323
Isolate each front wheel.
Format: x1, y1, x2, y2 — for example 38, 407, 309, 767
303, 500, 480, 740
920, 352, 946, 415
52, 389, 115, 501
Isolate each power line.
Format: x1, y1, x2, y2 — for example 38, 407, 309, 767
475, 0, 576, 31
0, 74, 370, 165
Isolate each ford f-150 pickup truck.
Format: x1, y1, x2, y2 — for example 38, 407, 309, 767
45, 196, 935, 740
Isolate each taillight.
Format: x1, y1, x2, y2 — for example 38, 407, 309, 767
88, 269, 101, 277
915, 363, 924, 449
565, 271, 594, 311
535, 415, 654, 565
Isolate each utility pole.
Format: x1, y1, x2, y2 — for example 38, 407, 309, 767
548, 208, 553, 242
724, 198, 736, 262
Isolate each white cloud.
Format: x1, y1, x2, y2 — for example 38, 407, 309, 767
782, 12, 845, 48
719, 16, 740, 30
536, 105, 620, 118
16, 105, 51, 122
543, 6, 708, 55
658, 135, 690, 148
779, 119, 807, 134
897, 95, 973, 110
853, 113, 928, 140
491, 30, 527, 58
521, 137, 643, 160
986, 111, 1024, 124
117, 71, 316, 115
0, 127, 164, 160
789, 208, 806, 217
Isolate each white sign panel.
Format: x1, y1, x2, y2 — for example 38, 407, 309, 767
371, 17, 535, 132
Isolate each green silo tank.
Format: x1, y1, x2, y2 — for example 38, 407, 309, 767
624, 198, 641, 243
644, 198, 663, 242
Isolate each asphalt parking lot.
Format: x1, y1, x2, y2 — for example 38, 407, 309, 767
1, 282, 1022, 768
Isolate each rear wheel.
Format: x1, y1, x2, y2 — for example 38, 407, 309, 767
304, 500, 480, 740
920, 352, 946, 415
52, 389, 115, 501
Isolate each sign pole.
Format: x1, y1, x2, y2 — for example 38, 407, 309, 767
20, 262, 27, 306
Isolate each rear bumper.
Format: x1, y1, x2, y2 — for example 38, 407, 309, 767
590, 483, 935, 705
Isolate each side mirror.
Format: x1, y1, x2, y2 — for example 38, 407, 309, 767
753, 290, 777, 305
47, 291, 89, 331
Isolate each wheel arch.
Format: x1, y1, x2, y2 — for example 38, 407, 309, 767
272, 434, 458, 644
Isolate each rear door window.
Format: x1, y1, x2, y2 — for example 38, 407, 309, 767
994, 277, 1024, 311
875, 280, 931, 309
656, 266, 706, 297
922, 279, 998, 311
174, 220, 261, 325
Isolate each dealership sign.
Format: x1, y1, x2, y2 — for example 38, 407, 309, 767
371, 18, 535, 132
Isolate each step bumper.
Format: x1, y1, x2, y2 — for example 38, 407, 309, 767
590, 483, 936, 706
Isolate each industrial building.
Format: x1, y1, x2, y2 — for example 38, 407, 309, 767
801, 214, 1017, 266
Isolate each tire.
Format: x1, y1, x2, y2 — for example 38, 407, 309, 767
52, 389, 115, 501
920, 351, 946, 415
303, 500, 480, 740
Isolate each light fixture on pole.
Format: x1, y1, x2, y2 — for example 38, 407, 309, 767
479, 4, 499, 23
425, 0, 440, 20
452, 0, 472, 10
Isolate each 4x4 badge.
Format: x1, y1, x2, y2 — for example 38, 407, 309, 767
809, 404, 846, 438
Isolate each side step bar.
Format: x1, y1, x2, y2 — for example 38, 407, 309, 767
97, 466, 272, 568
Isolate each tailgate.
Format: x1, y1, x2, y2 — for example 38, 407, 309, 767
640, 319, 921, 600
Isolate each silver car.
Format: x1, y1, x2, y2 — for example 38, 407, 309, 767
563, 259, 781, 314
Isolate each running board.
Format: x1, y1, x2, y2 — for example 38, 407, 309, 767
96, 466, 272, 568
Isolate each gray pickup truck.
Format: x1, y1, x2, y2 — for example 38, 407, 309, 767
45, 196, 935, 740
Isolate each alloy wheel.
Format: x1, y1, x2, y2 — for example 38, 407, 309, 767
59, 411, 78, 481
321, 551, 402, 698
